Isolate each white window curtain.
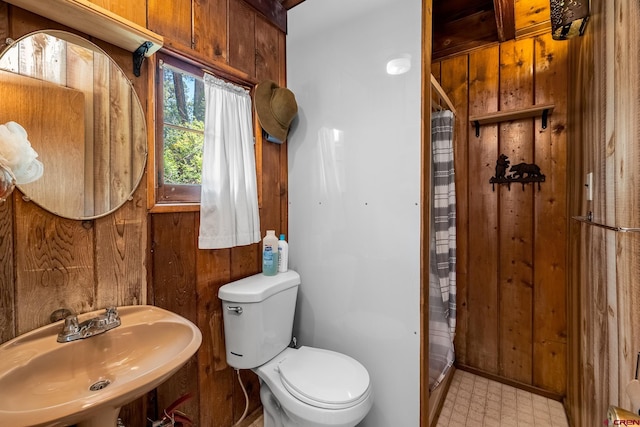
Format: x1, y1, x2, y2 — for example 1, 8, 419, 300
198, 74, 260, 249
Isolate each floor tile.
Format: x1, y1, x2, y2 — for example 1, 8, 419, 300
234, 370, 570, 427
435, 370, 569, 427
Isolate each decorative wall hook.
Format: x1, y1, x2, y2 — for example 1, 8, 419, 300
132, 41, 153, 77
490, 154, 545, 191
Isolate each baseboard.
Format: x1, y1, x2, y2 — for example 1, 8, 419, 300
455, 363, 564, 402
429, 366, 456, 427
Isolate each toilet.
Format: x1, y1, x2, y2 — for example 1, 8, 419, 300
218, 270, 373, 427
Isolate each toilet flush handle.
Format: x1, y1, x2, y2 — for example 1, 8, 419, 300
226, 306, 243, 315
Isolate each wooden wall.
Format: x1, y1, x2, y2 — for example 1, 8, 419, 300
0, 0, 286, 426
144, 0, 287, 424
566, 0, 640, 425
433, 0, 551, 60
0, 5, 150, 425
432, 31, 568, 397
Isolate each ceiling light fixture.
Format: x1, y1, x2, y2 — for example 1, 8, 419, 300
386, 54, 411, 75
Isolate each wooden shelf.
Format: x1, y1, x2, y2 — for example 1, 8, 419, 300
469, 104, 554, 137
4, 0, 163, 58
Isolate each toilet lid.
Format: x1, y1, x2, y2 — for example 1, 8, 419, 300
277, 347, 370, 409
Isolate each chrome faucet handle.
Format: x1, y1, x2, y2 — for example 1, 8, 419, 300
105, 306, 119, 321
62, 315, 79, 334
104, 306, 121, 330
57, 308, 121, 343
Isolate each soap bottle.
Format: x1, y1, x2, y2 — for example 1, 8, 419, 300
277, 234, 288, 273
262, 230, 279, 276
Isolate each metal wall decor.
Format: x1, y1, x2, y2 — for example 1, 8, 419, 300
133, 41, 153, 77
550, 0, 590, 40
490, 154, 546, 191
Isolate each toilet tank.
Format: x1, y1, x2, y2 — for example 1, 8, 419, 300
218, 270, 300, 369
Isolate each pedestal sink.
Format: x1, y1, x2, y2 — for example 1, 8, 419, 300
0, 305, 202, 427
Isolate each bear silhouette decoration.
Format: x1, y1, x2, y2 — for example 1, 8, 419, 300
509, 162, 542, 179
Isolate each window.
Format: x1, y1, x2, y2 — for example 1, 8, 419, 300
153, 51, 257, 207
155, 52, 205, 203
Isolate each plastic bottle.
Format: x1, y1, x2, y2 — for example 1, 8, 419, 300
277, 234, 289, 273
262, 230, 279, 276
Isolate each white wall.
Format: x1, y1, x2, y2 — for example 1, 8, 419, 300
287, 1, 422, 425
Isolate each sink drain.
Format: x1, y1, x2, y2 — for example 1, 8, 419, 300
89, 379, 111, 391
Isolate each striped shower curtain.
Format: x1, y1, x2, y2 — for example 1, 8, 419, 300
429, 110, 457, 390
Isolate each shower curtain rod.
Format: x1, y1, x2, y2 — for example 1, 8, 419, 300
430, 74, 457, 115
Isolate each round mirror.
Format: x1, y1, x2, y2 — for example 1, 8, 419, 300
0, 30, 147, 219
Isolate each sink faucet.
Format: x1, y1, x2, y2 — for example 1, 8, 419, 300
57, 307, 121, 343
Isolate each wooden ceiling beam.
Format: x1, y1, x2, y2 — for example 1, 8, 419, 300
493, 0, 515, 41
281, 0, 306, 10
243, 0, 286, 32
432, 9, 498, 60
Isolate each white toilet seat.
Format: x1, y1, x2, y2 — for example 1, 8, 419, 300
276, 346, 371, 409
255, 346, 373, 427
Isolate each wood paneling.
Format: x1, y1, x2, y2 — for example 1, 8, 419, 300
87, 0, 146, 27
0, 5, 151, 424
145, 1, 288, 425
147, 0, 193, 49
432, 8, 498, 60
150, 221, 265, 427
0, 1, 288, 425
196, 244, 234, 426
498, 38, 534, 384
151, 212, 200, 423
566, 0, 640, 424
255, 14, 280, 84
14, 198, 96, 333
281, 0, 304, 10
433, 0, 552, 60
243, 0, 286, 33
229, 0, 257, 77
0, 193, 14, 344
466, 45, 500, 375
532, 34, 567, 394
493, 0, 515, 42
433, 32, 568, 396
514, 0, 550, 37
94, 178, 148, 307
254, 13, 284, 236
193, 0, 227, 62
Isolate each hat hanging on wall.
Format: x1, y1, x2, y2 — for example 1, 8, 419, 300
254, 80, 298, 144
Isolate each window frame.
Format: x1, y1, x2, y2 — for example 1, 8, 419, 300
154, 52, 206, 205
149, 49, 260, 212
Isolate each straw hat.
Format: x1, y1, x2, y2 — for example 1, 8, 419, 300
254, 80, 298, 142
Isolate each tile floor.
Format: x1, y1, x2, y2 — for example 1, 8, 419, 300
435, 370, 569, 427
240, 370, 570, 427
